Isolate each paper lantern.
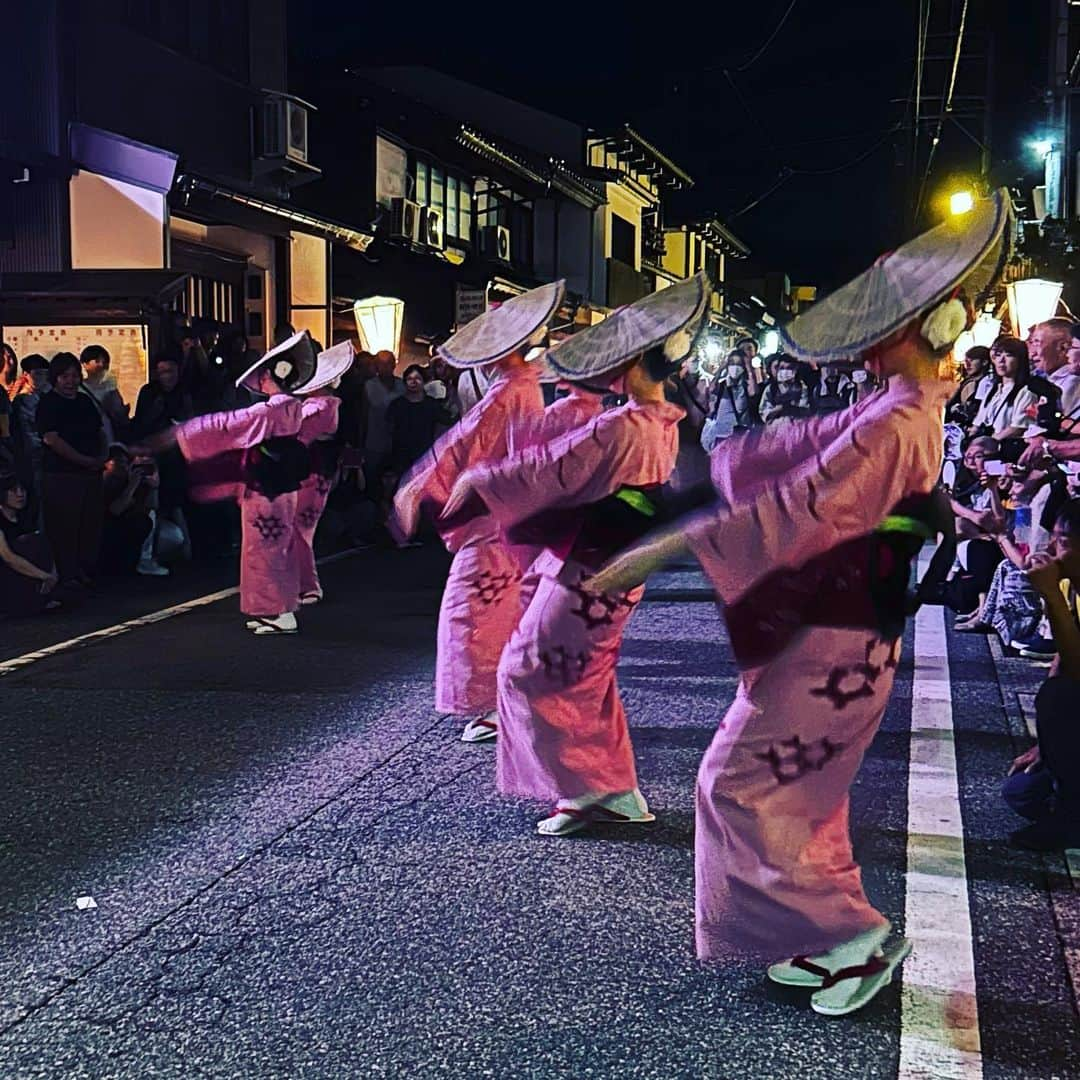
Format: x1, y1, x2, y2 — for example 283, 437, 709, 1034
353, 296, 404, 356
1007, 279, 1063, 337
971, 312, 1001, 347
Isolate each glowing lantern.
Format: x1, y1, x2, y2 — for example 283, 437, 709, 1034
1007, 279, 1063, 337
353, 296, 404, 356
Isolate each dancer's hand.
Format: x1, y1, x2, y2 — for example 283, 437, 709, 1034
587, 526, 691, 594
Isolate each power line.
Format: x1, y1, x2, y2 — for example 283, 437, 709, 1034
731, 0, 800, 72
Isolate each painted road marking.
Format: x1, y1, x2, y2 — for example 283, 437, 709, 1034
899, 554, 982, 1080
0, 548, 361, 677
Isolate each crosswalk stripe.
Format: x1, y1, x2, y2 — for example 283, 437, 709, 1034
899, 554, 982, 1079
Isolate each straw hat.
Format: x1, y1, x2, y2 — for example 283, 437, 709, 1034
296, 340, 355, 395
547, 272, 712, 381
437, 280, 565, 369
781, 187, 1013, 362
236, 330, 318, 393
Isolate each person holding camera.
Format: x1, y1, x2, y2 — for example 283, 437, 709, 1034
99, 446, 158, 577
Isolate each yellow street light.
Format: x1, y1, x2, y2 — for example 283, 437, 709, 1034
949, 190, 975, 216
353, 296, 405, 356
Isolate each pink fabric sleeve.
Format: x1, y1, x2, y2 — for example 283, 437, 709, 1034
711, 389, 884, 505
687, 396, 942, 606
297, 396, 341, 445
175, 395, 303, 463
475, 402, 681, 530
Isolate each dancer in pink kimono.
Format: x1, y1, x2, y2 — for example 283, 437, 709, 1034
442, 274, 711, 836
591, 192, 1011, 1015
392, 281, 565, 742
292, 342, 354, 606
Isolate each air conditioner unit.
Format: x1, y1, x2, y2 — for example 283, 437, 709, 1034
422, 206, 444, 249
479, 224, 511, 262
260, 96, 310, 165
390, 197, 421, 243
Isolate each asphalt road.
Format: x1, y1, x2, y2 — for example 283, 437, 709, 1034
1, 546, 1077, 1079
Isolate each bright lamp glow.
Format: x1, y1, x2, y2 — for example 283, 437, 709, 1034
952, 330, 975, 364
353, 296, 404, 355
1032, 139, 1053, 158
1007, 278, 1063, 337
762, 329, 780, 356
949, 190, 974, 215
971, 312, 1001, 347
702, 339, 721, 363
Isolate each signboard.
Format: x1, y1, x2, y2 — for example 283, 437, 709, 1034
4, 324, 147, 407
454, 285, 487, 328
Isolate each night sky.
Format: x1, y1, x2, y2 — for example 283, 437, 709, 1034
291, 1, 1050, 292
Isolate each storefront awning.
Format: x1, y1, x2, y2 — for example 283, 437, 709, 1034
0, 269, 189, 322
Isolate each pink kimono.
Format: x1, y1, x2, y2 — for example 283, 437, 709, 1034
392, 364, 545, 715
177, 394, 304, 618
293, 395, 341, 601
469, 398, 685, 804
684, 376, 952, 960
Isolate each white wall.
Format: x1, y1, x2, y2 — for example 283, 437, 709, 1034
70, 171, 165, 269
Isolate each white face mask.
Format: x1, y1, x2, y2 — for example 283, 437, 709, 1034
727, 364, 744, 379
851, 369, 868, 384
777, 369, 796, 383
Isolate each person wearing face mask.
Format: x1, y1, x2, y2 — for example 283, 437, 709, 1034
849, 362, 876, 402
758, 356, 811, 424
589, 190, 1009, 1017
706, 349, 756, 445
811, 362, 856, 415
392, 282, 564, 744
438, 274, 707, 837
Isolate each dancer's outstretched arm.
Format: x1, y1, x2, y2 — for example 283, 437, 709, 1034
587, 523, 691, 594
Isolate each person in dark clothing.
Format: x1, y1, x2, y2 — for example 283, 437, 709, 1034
36, 352, 106, 584
386, 365, 451, 476
99, 446, 155, 576
0, 472, 59, 615
1002, 499, 1080, 850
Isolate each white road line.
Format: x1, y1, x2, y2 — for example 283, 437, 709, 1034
899, 553, 982, 1080
0, 547, 362, 677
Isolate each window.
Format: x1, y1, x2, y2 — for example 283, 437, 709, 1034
414, 159, 473, 243
414, 160, 428, 206
611, 214, 637, 265
430, 166, 445, 219
458, 181, 473, 241
446, 176, 459, 238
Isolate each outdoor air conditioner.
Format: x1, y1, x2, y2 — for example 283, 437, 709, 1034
391, 198, 421, 243
422, 205, 444, 249
260, 96, 310, 164
479, 224, 511, 262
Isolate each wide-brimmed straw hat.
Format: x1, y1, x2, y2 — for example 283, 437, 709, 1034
236, 330, 318, 393
781, 187, 1013, 362
296, 340, 355, 395
436, 280, 565, 369
546, 272, 712, 381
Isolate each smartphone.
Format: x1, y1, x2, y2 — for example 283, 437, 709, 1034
983, 460, 1008, 476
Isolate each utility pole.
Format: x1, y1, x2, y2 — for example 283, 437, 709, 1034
1046, 0, 1070, 219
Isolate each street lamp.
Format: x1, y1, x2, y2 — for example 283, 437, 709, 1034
761, 329, 780, 356
1006, 278, 1063, 337
353, 296, 405, 355
1032, 139, 1054, 158
949, 190, 975, 216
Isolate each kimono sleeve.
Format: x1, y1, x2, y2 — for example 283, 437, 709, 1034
176, 396, 303, 463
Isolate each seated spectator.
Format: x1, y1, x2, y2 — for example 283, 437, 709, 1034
1002, 498, 1080, 850
364, 351, 404, 490
969, 335, 1037, 442
811, 361, 855, 415
386, 364, 453, 477
99, 446, 157, 577
758, 356, 810, 425
12, 353, 50, 522
0, 471, 60, 616
37, 352, 106, 585
947, 345, 993, 425
80, 344, 129, 441
948, 438, 1006, 616
1027, 318, 1080, 433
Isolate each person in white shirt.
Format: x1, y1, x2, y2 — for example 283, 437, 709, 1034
1028, 318, 1080, 432
970, 335, 1038, 440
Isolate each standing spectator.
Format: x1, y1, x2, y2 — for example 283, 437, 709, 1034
811, 361, 855, 415
0, 341, 17, 397
386, 365, 452, 478
363, 350, 404, 490
758, 355, 810, 425
36, 352, 106, 585
80, 344, 129, 441
0, 342, 18, 476
12, 354, 50, 523
706, 349, 756, 445
734, 335, 763, 401
970, 336, 1037, 441
947, 345, 993, 425
133, 354, 194, 563
1003, 499, 1080, 850
0, 472, 60, 615
850, 362, 877, 402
